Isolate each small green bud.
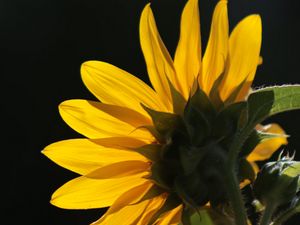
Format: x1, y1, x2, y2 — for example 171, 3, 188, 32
253, 154, 300, 207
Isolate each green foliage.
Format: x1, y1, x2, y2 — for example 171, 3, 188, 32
247, 85, 300, 125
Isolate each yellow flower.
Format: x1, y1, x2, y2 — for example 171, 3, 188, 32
43, 0, 287, 224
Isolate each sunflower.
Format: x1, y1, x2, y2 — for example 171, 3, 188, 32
43, 0, 288, 224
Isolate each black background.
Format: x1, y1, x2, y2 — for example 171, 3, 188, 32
1, 0, 300, 224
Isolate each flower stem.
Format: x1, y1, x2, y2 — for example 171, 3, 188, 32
225, 129, 252, 225
225, 168, 248, 225
259, 203, 276, 225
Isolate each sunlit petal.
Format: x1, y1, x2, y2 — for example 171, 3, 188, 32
42, 138, 148, 175
174, 0, 201, 99
59, 100, 154, 141
219, 15, 262, 101
200, 0, 228, 95
140, 4, 178, 110
51, 174, 149, 209
81, 61, 167, 114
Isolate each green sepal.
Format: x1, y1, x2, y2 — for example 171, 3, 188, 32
141, 104, 185, 138
167, 78, 187, 115
209, 73, 225, 110
150, 160, 179, 190
184, 104, 211, 146
247, 85, 300, 125
134, 144, 161, 162
212, 102, 248, 140
187, 87, 216, 118
283, 161, 300, 181
184, 87, 216, 145
239, 129, 289, 158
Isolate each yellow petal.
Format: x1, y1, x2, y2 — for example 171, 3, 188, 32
104, 181, 154, 215
247, 123, 288, 162
93, 181, 154, 225
174, 0, 201, 99
81, 61, 167, 115
140, 4, 177, 110
200, 0, 228, 94
235, 56, 263, 102
93, 101, 151, 127
219, 15, 262, 101
154, 204, 183, 225
86, 161, 151, 179
89, 136, 147, 149
92, 200, 151, 225
137, 193, 168, 225
59, 99, 154, 141
51, 174, 149, 209
42, 138, 148, 175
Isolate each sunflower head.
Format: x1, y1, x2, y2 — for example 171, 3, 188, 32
142, 85, 249, 208
42, 0, 300, 224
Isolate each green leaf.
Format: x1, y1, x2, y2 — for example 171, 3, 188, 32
150, 161, 171, 190
247, 85, 300, 125
209, 73, 225, 109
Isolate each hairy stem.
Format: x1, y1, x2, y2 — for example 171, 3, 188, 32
225, 168, 248, 225
226, 129, 252, 225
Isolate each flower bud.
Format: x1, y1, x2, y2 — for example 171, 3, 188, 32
253, 155, 300, 207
